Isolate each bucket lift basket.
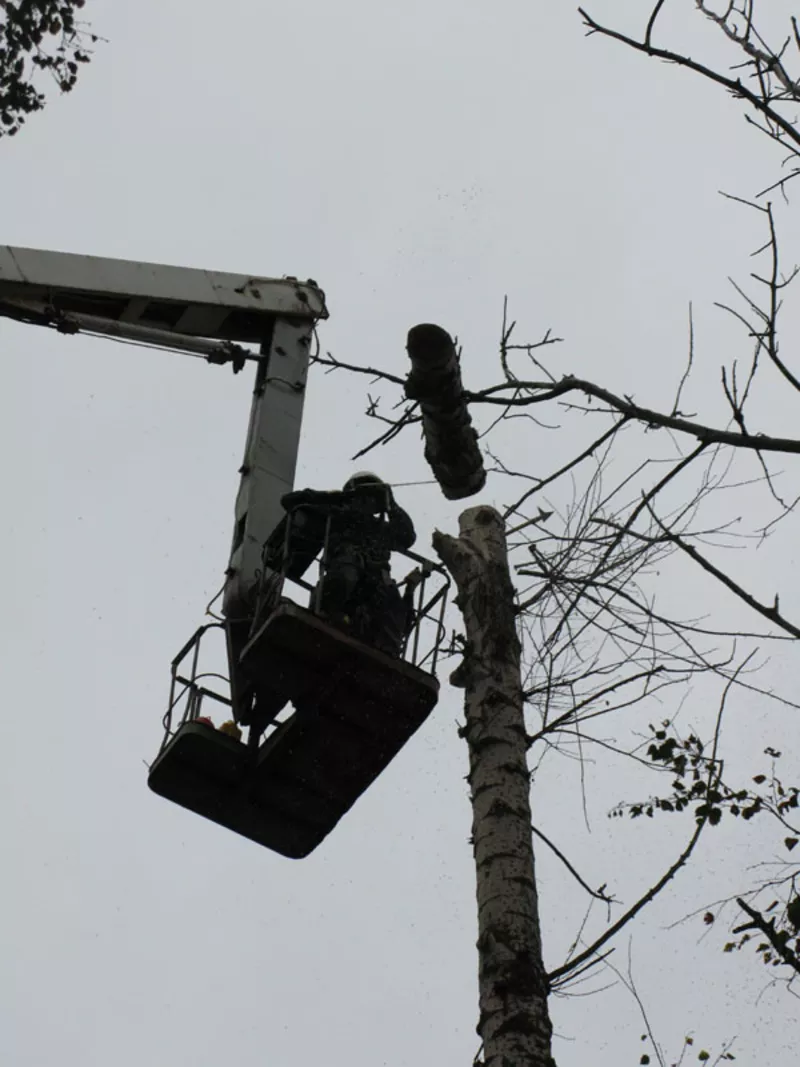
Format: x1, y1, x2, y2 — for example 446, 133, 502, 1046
148, 521, 450, 858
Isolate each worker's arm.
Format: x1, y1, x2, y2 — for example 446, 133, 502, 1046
386, 498, 416, 552
281, 488, 342, 513
340, 482, 415, 549
267, 489, 334, 580
401, 566, 425, 635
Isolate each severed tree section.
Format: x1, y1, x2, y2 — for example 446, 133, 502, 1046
433, 507, 554, 1067
406, 324, 486, 500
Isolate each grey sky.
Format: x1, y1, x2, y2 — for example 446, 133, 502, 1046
3, 1, 800, 1064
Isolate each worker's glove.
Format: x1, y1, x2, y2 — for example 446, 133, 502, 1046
404, 567, 425, 590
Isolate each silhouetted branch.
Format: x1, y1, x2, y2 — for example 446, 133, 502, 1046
548, 805, 706, 985
578, 7, 800, 151
503, 417, 629, 525
646, 507, 800, 639
311, 349, 406, 386
531, 823, 614, 903
734, 897, 800, 974
467, 375, 800, 455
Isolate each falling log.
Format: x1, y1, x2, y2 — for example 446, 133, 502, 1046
405, 324, 486, 501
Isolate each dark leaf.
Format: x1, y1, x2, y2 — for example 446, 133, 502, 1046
786, 896, 800, 930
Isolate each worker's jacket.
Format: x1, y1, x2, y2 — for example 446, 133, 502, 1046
265, 484, 416, 581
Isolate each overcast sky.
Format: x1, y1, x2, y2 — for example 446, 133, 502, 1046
3, 1, 800, 1064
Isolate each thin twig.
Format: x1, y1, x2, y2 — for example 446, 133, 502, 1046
531, 823, 613, 902
548, 816, 706, 984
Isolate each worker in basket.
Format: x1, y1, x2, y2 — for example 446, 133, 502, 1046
280, 471, 421, 657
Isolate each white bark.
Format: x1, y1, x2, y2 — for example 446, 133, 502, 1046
433, 506, 554, 1067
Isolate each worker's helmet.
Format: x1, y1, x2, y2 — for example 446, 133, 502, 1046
343, 471, 386, 491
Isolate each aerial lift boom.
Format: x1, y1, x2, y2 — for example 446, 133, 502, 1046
0, 245, 447, 857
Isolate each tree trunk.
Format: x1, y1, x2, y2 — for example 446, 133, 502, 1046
405, 324, 486, 501
433, 506, 554, 1067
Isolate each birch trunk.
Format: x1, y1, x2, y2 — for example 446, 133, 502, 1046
433, 506, 554, 1067
405, 324, 486, 501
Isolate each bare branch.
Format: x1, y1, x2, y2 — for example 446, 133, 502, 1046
578, 7, 800, 151
311, 349, 406, 387
671, 302, 696, 417
468, 375, 800, 456
647, 507, 800, 638
548, 816, 706, 985
504, 417, 629, 525
645, 0, 668, 51
531, 822, 614, 903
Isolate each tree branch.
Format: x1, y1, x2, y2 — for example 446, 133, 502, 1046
467, 374, 800, 455
311, 350, 406, 387
531, 822, 614, 903
647, 508, 800, 639
548, 816, 705, 985
578, 7, 800, 151
734, 897, 800, 974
